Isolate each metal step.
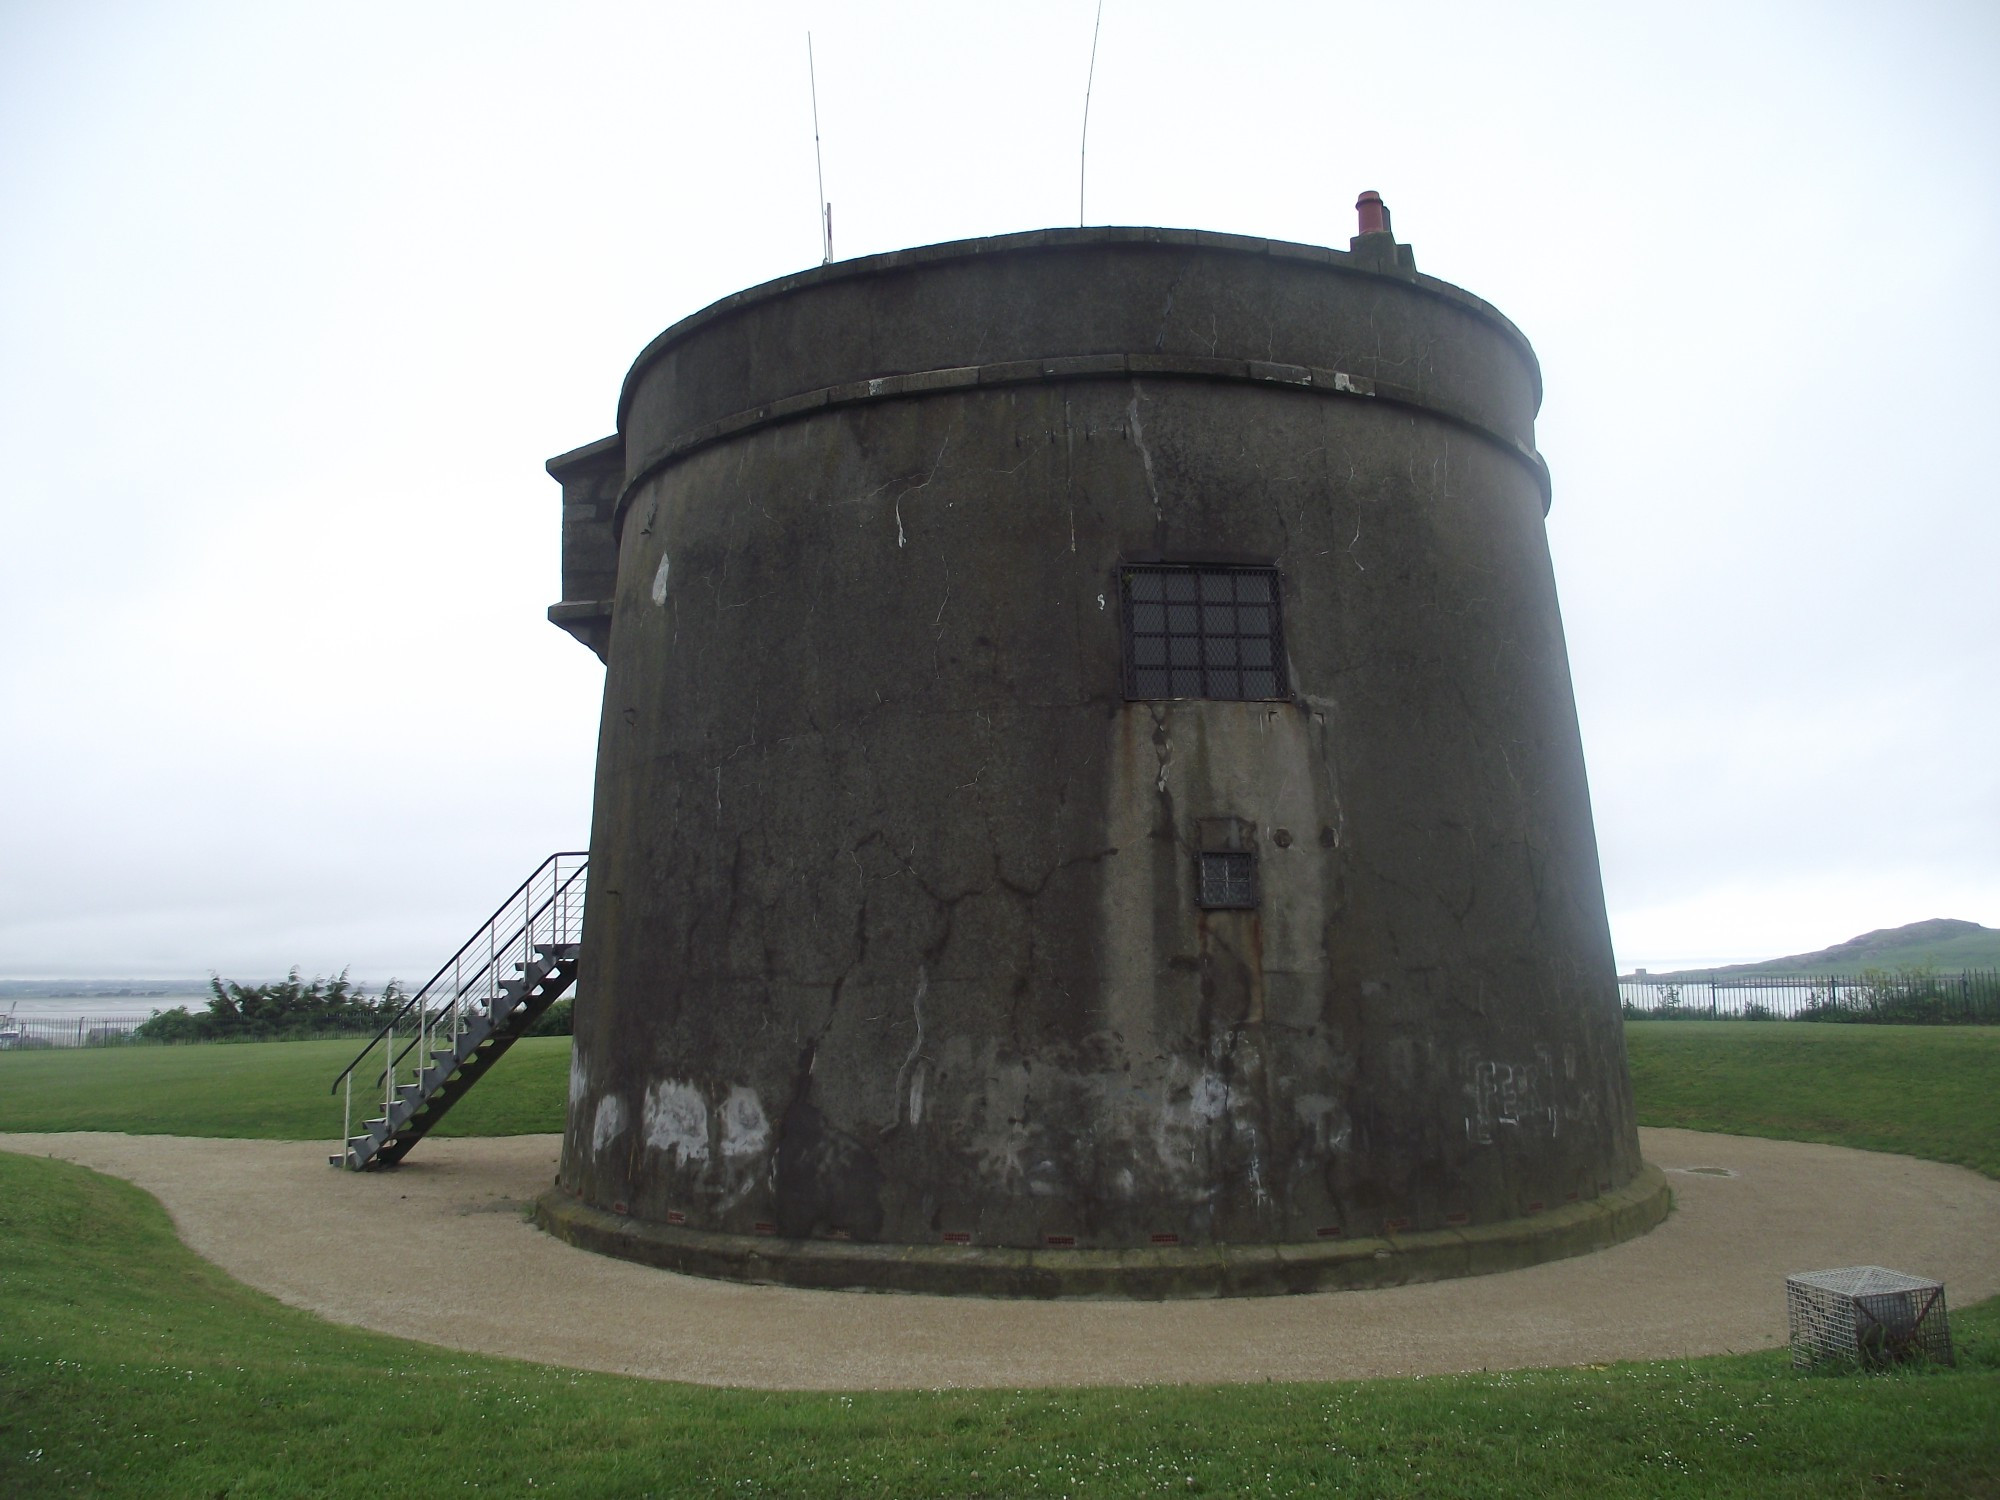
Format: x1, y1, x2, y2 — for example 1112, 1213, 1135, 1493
329, 853, 587, 1169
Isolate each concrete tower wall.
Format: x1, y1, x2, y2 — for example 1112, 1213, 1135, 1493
541, 226, 1658, 1295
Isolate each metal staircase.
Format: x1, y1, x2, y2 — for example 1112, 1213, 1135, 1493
330, 852, 587, 1170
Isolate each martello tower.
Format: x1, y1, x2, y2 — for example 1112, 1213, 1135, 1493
535, 198, 1667, 1296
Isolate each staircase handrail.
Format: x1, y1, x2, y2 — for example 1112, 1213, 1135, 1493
370, 857, 588, 1090
329, 850, 588, 1097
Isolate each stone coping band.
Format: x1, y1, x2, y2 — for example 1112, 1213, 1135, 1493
532, 1163, 1672, 1300
613, 226, 1545, 433
611, 353, 1555, 544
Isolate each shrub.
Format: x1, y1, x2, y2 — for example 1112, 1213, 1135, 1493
135, 970, 407, 1043
1798, 964, 1959, 1026
527, 996, 573, 1037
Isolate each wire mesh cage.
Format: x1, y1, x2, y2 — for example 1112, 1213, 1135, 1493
1786, 1266, 1953, 1371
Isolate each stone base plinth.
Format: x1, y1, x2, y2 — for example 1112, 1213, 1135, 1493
532, 1165, 1673, 1299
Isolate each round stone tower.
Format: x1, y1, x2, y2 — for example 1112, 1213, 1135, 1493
535, 200, 1668, 1296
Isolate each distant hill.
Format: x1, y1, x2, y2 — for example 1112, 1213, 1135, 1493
1628, 919, 2000, 981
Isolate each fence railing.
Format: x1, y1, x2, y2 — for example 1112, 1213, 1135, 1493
0, 1016, 147, 1049
328, 852, 588, 1147
1620, 969, 2000, 1025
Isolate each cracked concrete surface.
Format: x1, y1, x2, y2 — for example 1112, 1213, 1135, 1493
5, 1128, 1996, 1391
562, 231, 1631, 1266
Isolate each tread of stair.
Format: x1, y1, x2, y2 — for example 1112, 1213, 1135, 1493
331, 893, 583, 1169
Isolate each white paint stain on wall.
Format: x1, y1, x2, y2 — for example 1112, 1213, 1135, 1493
1127, 387, 1164, 525
1148, 1061, 1230, 1177
964, 1055, 1035, 1192
892, 966, 929, 1126
1292, 1091, 1353, 1153
712, 1085, 771, 1211
568, 1050, 588, 1108
1189, 1071, 1229, 1120
718, 1085, 769, 1161
591, 1094, 625, 1156
643, 1078, 710, 1166
1463, 1054, 1556, 1145
650, 553, 671, 606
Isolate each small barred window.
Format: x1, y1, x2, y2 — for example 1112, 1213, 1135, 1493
1197, 851, 1259, 910
1122, 565, 1285, 700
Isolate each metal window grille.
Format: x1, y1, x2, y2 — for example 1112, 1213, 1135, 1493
1122, 565, 1286, 700
1197, 851, 1258, 910
1786, 1266, 1953, 1370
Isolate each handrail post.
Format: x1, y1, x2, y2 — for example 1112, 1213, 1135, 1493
385, 1022, 395, 1126
343, 1072, 352, 1165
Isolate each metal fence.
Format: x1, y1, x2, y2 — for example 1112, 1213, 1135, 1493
0, 1016, 148, 1049
1620, 969, 2000, 1025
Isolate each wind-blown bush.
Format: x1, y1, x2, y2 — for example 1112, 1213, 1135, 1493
135, 970, 406, 1042
1797, 964, 1961, 1025
526, 996, 573, 1037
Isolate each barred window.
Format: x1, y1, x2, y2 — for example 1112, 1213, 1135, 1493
1197, 851, 1258, 910
1122, 565, 1285, 700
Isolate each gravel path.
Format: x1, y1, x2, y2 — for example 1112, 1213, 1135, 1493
6, 1128, 1996, 1391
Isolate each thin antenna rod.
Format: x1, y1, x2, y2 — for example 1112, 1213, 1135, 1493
1079, 0, 1104, 227
808, 32, 832, 263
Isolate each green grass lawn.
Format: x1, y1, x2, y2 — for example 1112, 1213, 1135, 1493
3, 1024, 1998, 1496
1, 1148, 1995, 1499
4, 1024, 1994, 1182
1625, 1021, 2000, 1179
0, 1036, 569, 1142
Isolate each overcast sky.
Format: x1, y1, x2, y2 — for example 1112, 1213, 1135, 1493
3, 0, 1995, 983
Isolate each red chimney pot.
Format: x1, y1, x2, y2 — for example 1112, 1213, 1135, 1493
1356, 191, 1388, 236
